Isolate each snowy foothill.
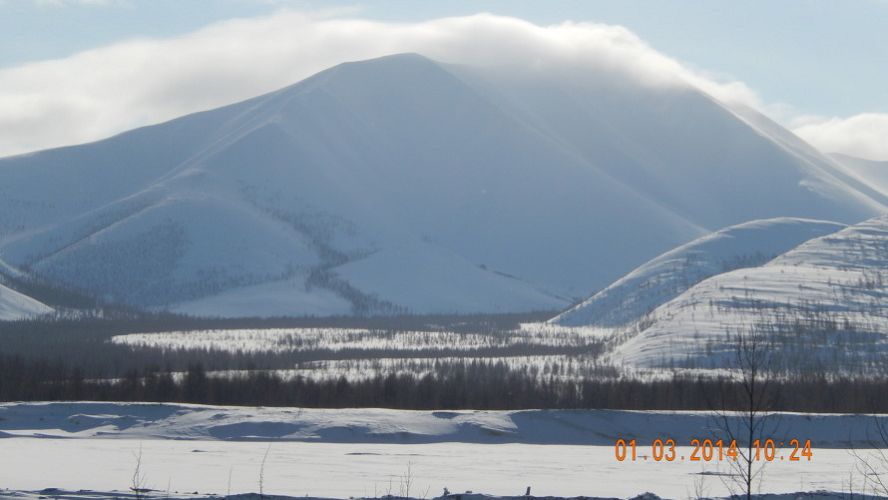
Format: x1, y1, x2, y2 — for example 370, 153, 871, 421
550, 218, 846, 328
0, 282, 52, 321
606, 214, 888, 369
532, 214, 888, 372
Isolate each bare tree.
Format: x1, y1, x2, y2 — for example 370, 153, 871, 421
130, 443, 148, 500
259, 443, 272, 498
710, 325, 777, 500
399, 461, 414, 498
227, 466, 233, 499
851, 417, 888, 496
687, 470, 708, 500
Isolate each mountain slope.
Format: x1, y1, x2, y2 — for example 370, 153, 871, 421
608, 214, 888, 370
0, 53, 885, 316
0, 283, 53, 320
831, 153, 888, 197
550, 218, 846, 327
454, 68, 887, 230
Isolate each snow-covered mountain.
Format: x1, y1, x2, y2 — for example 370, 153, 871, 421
0, 53, 885, 317
0, 283, 53, 320
831, 153, 888, 197
550, 218, 847, 327
606, 214, 888, 370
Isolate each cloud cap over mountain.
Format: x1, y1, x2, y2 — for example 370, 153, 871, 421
0, 10, 765, 159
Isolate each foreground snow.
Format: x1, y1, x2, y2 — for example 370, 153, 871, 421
3, 403, 887, 499
0, 490, 875, 500
0, 438, 881, 499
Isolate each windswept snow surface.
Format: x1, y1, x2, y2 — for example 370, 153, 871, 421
1, 402, 887, 448
608, 214, 888, 369
831, 153, 888, 198
1, 54, 885, 316
1, 403, 887, 499
0, 282, 52, 320
551, 218, 845, 327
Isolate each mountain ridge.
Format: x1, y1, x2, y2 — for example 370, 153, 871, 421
1, 53, 885, 317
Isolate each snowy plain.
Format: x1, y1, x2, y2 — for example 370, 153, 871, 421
110, 326, 603, 354
1, 403, 887, 499
1, 439, 878, 499
107, 323, 613, 383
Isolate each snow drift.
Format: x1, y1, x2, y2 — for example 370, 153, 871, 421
2, 401, 887, 448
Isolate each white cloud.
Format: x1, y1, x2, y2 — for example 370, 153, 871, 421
30, 0, 123, 6
0, 9, 784, 158
792, 113, 888, 161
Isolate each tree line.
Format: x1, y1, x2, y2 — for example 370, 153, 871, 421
3, 353, 888, 412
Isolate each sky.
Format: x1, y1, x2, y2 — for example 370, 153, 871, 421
1, 0, 886, 160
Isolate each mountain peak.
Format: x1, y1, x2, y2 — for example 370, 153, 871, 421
0, 55, 884, 317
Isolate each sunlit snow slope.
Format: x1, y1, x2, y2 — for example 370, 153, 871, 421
0, 283, 52, 320
831, 153, 888, 197
609, 214, 888, 369
0, 53, 884, 317
550, 218, 846, 327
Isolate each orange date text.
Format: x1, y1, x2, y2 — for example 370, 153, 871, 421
613, 438, 813, 462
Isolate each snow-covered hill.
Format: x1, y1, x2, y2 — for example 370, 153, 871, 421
607, 214, 888, 370
1, 53, 885, 317
0, 282, 53, 320
550, 218, 846, 328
